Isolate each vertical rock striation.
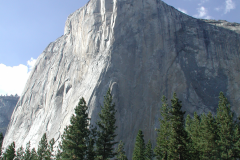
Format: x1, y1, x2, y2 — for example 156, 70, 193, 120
3, 0, 240, 158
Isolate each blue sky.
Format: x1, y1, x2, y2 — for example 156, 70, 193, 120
0, 0, 239, 95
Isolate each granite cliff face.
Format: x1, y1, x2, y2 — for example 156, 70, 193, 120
0, 96, 19, 135
3, 0, 240, 157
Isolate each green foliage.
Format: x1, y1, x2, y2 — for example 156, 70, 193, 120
15, 146, 24, 160
216, 92, 235, 159
49, 138, 55, 159
145, 140, 154, 160
198, 113, 219, 159
56, 98, 99, 160
168, 93, 189, 160
155, 94, 189, 159
37, 133, 51, 160
185, 112, 201, 159
23, 141, 31, 160
86, 126, 97, 160
96, 88, 117, 160
5, 90, 240, 160
3, 142, 16, 160
132, 130, 145, 160
116, 141, 128, 160
233, 122, 240, 158
155, 96, 171, 159
55, 143, 62, 160
30, 148, 38, 160
184, 92, 240, 159
61, 97, 91, 160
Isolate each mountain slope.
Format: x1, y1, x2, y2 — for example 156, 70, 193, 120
3, 0, 240, 157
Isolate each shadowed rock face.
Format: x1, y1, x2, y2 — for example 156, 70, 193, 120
3, 0, 240, 158
0, 96, 19, 135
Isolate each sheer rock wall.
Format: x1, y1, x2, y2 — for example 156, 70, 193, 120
3, 0, 240, 157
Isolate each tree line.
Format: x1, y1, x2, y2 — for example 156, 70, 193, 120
1, 90, 240, 159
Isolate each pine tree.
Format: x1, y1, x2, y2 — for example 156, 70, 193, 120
185, 112, 201, 159
198, 112, 219, 159
55, 143, 62, 160
185, 114, 193, 157
216, 92, 235, 159
168, 93, 189, 160
145, 140, 154, 160
23, 141, 31, 160
30, 148, 38, 160
15, 146, 24, 160
132, 130, 145, 160
155, 96, 171, 160
233, 121, 240, 158
86, 126, 97, 160
49, 138, 55, 159
3, 142, 16, 160
37, 133, 51, 160
116, 140, 128, 160
61, 97, 91, 160
96, 88, 117, 160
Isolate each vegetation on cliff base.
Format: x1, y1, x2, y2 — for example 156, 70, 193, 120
60, 97, 90, 159
132, 130, 145, 160
96, 88, 118, 159
116, 140, 128, 160
1, 91, 240, 160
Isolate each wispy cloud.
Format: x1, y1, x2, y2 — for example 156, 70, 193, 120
194, 6, 212, 19
198, 0, 209, 6
225, 0, 235, 14
0, 58, 37, 95
178, 8, 188, 14
214, 7, 222, 11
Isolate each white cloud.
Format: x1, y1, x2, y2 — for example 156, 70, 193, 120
225, 0, 235, 14
0, 58, 36, 96
178, 8, 188, 14
27, 58, 37, 70
194, 6, 212, 19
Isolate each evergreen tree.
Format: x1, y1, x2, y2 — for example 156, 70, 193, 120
86, 126, 97, 160
132, 130, 145, 160
49, 138, 55, 159
145, 140, 154, 160
30, 148, 38, 160
61, 97, 91, 160
185, 112, 201, 159
15, 146, 24, 160
216, 92, 235, 159
155, 96, 171, 160
2, 142, 16, 160
55, 143, 62, 160
233, 121, 240, 158
198, 112, 219, 159
23, 141, 31, 160
96, 88, 117, 160
185, 114, 193, 158
37, 133, 51, 160
168, 93, 189, 160
116, 140, 128, 160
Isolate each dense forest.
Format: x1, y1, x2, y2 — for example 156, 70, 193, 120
1, 90, 240, 160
